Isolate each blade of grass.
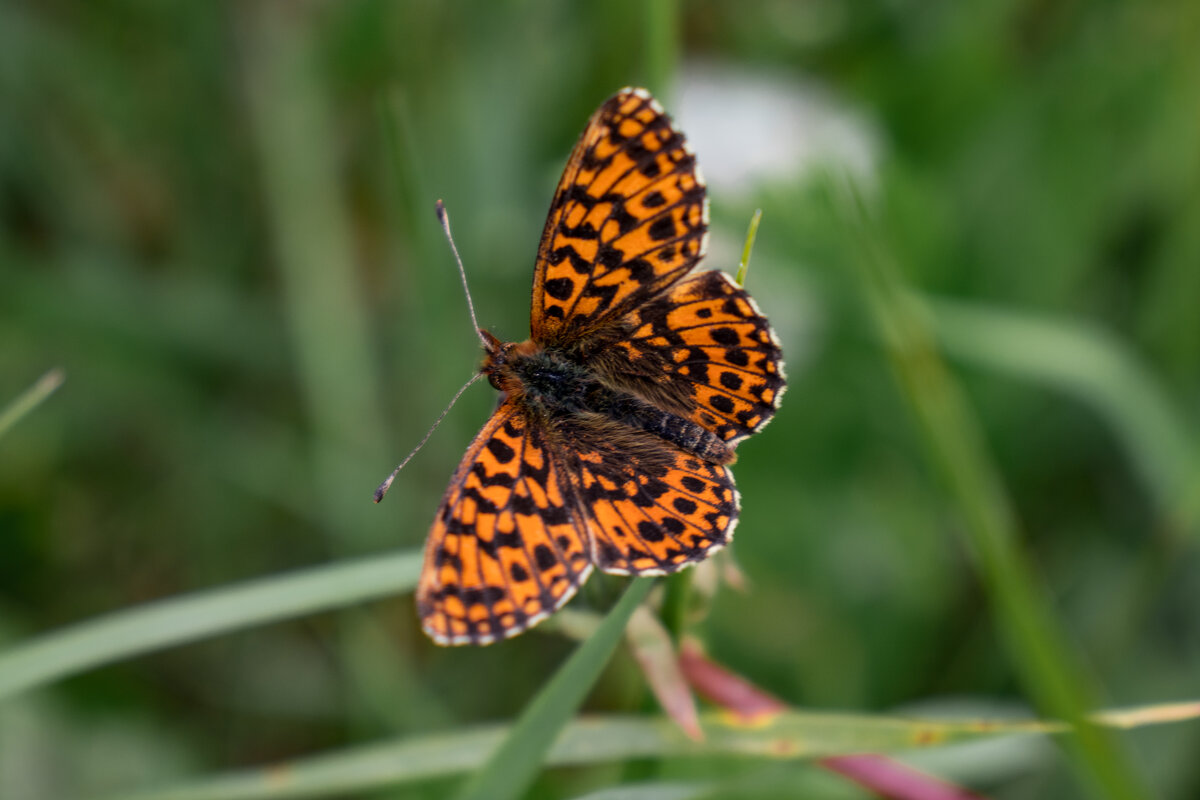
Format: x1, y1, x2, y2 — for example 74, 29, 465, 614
240, 3, 412, 730
642, 0, 679, 99
564, 768, 870, 800
925, 296, 1200, 534
626, 606, 702, 741
0, 551, 422, 703
830, 176, 1150, 799
453, 578, 655, 800
735, 209, 763, 288
658, 571, 692, 645
0, 367, 64, 443
679, 640, 982, 799
566, 781, 711, 800
105, 702, 1199, 800
240, 2, 389, 542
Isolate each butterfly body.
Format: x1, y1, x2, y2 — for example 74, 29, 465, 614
483, 334, 734, 466
414, 88, 786, 645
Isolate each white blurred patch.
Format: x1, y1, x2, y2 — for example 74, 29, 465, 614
677, 63, 879, 199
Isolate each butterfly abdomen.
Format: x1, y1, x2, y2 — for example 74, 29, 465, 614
505, 345, 733, 464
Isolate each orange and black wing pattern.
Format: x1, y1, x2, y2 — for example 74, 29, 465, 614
616, 270, 786, 444
417, 401, 592, 645
560, 423, 739, 574
410, 88, 784, 646
531, 87, 708, 345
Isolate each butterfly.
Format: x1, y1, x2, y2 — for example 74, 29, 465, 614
416, 87, 786, 645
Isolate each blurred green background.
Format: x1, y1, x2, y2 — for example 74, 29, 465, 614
2, 1, 1199, 798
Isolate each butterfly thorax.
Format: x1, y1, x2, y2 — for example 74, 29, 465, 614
481, 332, 733, 465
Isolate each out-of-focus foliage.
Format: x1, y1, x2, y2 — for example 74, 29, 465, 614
1, 2, 1198, 798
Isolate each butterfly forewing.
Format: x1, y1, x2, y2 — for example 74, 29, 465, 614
531, 88, 708, 344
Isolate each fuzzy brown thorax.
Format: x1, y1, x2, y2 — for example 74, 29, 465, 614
479, 331, 733, 465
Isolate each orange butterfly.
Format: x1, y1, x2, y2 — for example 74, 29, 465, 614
417, 88, 785, 645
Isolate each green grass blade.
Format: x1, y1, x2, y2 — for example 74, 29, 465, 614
566, 781, 711, 800
735, 209, 763, 288
105, 702, 1199, 800
926, 296, 1200, 532
830, 177, 1150, 799
241, 5, 390, 543
0, 551, 422, 703
0, 367, 64, 443
453, 577, 656, 800
642, 0, 679, 99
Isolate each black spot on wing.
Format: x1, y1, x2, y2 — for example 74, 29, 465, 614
648, 215, 676, 241
486, 437, 516, 464
534, 544, 557, 571
544, 277, 574, 300
672, 497, 697, 514
725, 349, 750, 367
710, 395, 735, 414
710, 327, 739, 346
637, 520, 665, 542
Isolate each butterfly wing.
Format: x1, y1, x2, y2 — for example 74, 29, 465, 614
556, 421, 739, 574
418, 401, 593, 645
531, 87, 708, 345
613, 269, 787, 445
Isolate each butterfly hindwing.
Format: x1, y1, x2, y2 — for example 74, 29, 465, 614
558, 421, 739, 575
418, 401, 593, 645
614, 270, 786, 444
531, 88, 708, 345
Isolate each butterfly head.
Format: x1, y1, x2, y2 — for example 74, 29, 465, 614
480, 331, 541, 393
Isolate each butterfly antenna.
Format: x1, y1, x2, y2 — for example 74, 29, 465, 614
373, 372, 485, 503
436, 199, 490, 348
